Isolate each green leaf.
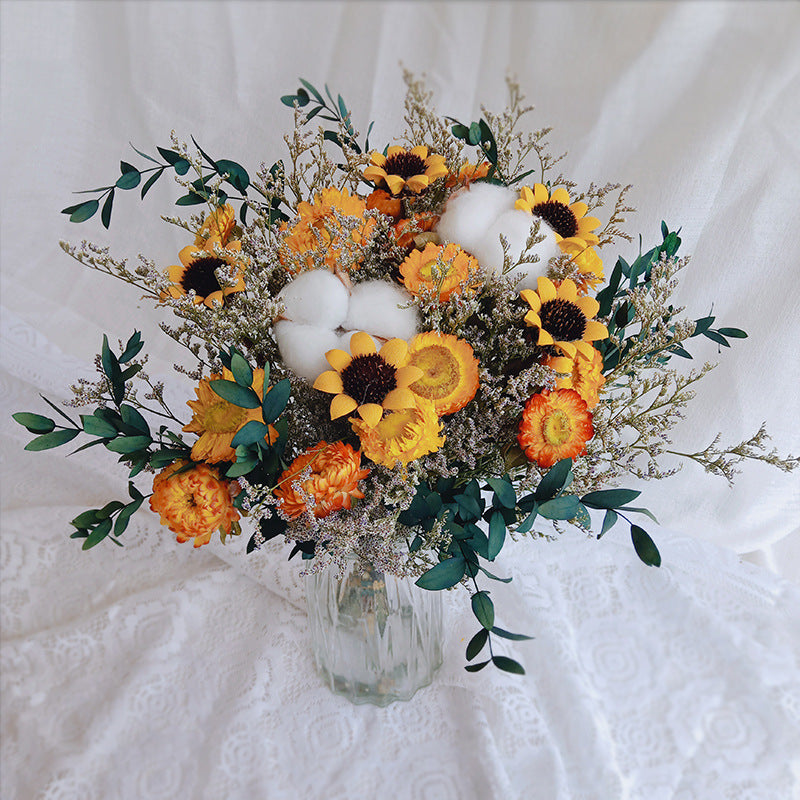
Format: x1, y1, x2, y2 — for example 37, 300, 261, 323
717, 327, 747, 338
465, 660, 490, 673
631, 525, 661, 567
491, 627, 534, 641
115, 170, 141, 190
600, 509, 618, 537
96, 501, 125, 519
226, 457, 258, 478
157, 146, 183, 165
82, 518, 112, 550
209, 379, 260, 409
71, 509, 100, 528
149, 448, 188, 469
67, 199, 99, 223
230, 352, 253, 387
81, 413, 118, 438
515, 505, 538, 534
231, 420, 272, 448
492, 655, 525, 675
617, 505, 659, 524
538, 495, 580, 520
101, 189, 114, 228
471, 591, 494, 630
454, 493, 482, 520
114, 496, 144, 537
175, 192, 208, 206
24, 429, 79, 451
487, 511, 506, 561
216, 159, 250, 192
119, 331, 143, 363
703, 330, 731, 347
120, 404, 150, 435
466, 628, 489, 660
581, 488, 641, 509
535, 458, 573, 501
415, 556, 466, 590
298, 78, 325, 105
101, 334, 124, 405
487, 477, 515, 508
105, 435, 151, 454
478, 565, 512, 583
129, 143, 160, 164
12, 412, 55, 434
173, 158, 190, 176
141, 168, 163, 199
262, 378, 291, 423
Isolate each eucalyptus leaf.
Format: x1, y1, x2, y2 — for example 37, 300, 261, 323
538, 495, 580, 520
486, 477, 516, 509
491, 627, 534, 641
105, 435, 151, 454
262, 379, 291, 423
415, 556, 466, 590
82, 518, 112, 550
535, 458, 572, 500
466, 628, 489, 661
471, 591, 494, 630
492, 656, 525, 675
68, 199, 99, 223
210, 380, 260, 409
81, 413, 118, 438
230, 352, 253, 387
465, 660, 490, 673
581, 488, 641, 509
631, 525, 661, 567
115, 170, 141, 190
487, 511, 506, 561
600, 509, 618, 537
12, 412, 55, 434
231, 420, 271, 448
24, 429, 80, 451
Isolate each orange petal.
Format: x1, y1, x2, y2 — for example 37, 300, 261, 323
349, 331, 377, 357
325, 348, 352, 371
537, 276, 557, 302
313, 370, 344, 394
330, 394, 358, 419
358, 403, 384, 427
548, 356, 575, 374
379, 338, 408, 367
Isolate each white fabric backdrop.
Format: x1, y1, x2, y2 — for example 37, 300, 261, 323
2, 2, 800, 798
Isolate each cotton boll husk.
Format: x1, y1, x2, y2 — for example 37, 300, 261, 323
471, 211, 562, 288
345, 280, 419, 341
435, 183, 517, 256
277, 269, 349, 327
274, 321, 340, 382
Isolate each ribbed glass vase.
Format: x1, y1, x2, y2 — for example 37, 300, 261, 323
305, 553, 444, 706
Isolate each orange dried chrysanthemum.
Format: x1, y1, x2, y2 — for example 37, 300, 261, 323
274, 441, 370, 520
544, 348, 606, 410
149, 461, 239, 547
400, 242, 478, 303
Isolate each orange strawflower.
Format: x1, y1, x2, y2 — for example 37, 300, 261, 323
400, 242, 478, 302
280, 187, 375, 273
407, 332, 479, 416
150, 461, 239, 547
184, 368, 278, 463
544, 349, 606, 410
274, 441, 370, 520
194, 203, 237, 246
518, 389, 594, 468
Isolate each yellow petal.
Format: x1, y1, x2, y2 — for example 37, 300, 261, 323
350, 331, 377, 357
537, 329, 555, 346
514, 199, 532, 214
312, 370, 344, 394
179, 244, 201, 266
584, 320, 609, 341
556, 340, 577, 358
558, 279, 578, 302
168, 264, 186, 282
325, 348, 352, 371
405, 175, 429, 193
358, 403, 384, 427
386, 145, 406, 158
383, 387, 416, 410
395, 365, 424, 386
410, 145, 429, 160
533, 184, 549, 204
520, 288, 541, 311
537, 276, 557, 302
330, 394, 358, 419
384, 174, 406, 195
551, 187, 571, 206
573, 341, 595, 360
524, 310, 542, 328
570, 201, 588, 219
519, 186, 535, 206
576, 296, 600, 318
379, 338, 408, 367
548, 356, 575, 374
370, 151, 387, 167
579, 216, 601, 233
363, 165, 388, 183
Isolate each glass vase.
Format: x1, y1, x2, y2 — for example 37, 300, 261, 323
305, 553, 444, 706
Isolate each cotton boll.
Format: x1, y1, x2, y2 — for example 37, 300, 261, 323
277, 269, 349, 327
435, 183, 517, 256
345, 280, 419, 341
274, 321, 341, 382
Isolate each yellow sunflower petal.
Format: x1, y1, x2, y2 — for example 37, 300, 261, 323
330, 394, 358, 419
533, 184, 549, 204
358, 403, 384, 427
410, 145, 429, 159
558, 279, 579, 302
551, 187, 571, 205
384, 174, 406, 195
584, 320, 609, 341
370, 151, 387, 167
538, 329, 555, 346
386, 145, 406, 158
168, 264, 186, 282
350, 331, 377, 357
548, 356, 575, 374
405, 174, 430, 193
520, 288, 541, 311
537, 276, 557, 302
379, 338, 408, 368
383, 387, 417, 410
363, 165, 388, 183
395, 364, 424, 386
579, 216, 602, 233
524, 310, 542, 328
570, 201, 589, 219
557, 341, 578, 358
313, 370, 344, 394
576, 296, 600, 318
573, 341, 595, 360
325, 348, 352, 372
519, 186, 535, 207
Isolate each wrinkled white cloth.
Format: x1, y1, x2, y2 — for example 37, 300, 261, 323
2, 1, 800, 798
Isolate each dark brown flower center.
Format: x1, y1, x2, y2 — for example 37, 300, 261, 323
384, 151, 426, 179
539, 298, 587, 341
341, 353, 397, 406
533, 201, 578, 239
181, 256, 224, 298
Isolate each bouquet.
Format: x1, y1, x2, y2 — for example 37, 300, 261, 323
14, 73, 796, 675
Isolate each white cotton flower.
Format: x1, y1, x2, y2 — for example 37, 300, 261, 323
274, 270, 419, 382
436, 182, 561, 288
345, 280, 419, 341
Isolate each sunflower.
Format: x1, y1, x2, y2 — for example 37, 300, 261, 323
351, 396, 444, 468
544, 348, 606, 409
149, 460, 239, 547
521, 276, 608, 360
313, 332, 422, 427
518, 389, 594, 468
363, 145, 448, 196
400, 242, 478, 302
194, 203, 237, 246
407, 332, 479, 416
515, 184, 601, 249
274, 441, 370, 520
558, 240, 604, 295
184, 368, 277, 463
281, 187, 375, 273
164, 237, 246, 308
